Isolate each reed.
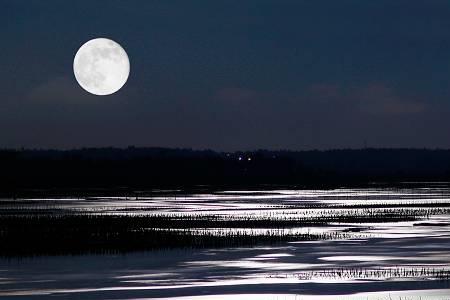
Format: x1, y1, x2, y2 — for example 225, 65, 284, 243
291, 267, 450, 281
0, 213, 358, 256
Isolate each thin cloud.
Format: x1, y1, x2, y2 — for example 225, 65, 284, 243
27, 76, 95, 103
355, 83, 426, 115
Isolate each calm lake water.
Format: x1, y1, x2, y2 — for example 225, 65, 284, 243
1, 183, 450, 299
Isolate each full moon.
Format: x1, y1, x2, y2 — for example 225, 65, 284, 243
73, 38, 130, 96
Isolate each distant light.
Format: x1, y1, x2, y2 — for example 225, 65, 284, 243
247, 157, 252, 161
238, 156, 242, 161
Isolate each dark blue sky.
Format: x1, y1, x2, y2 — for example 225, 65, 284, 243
2, 0, 450, 150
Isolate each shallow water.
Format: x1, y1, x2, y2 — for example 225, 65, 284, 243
1, 184, 450, 299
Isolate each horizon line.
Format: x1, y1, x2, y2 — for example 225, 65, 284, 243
2, 146, 450, 153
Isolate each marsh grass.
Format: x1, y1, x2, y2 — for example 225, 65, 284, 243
1, 194, 449, 256
0, 220, 350, 256
278, 267, 450, 281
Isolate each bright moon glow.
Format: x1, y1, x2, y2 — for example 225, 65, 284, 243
73, 38, 130, 96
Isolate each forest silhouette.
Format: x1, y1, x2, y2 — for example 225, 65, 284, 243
1, 147, 450, 195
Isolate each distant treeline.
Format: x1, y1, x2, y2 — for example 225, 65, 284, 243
1, 147, 450, 193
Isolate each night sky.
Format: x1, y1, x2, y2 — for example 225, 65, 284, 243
2, 0, 450, 150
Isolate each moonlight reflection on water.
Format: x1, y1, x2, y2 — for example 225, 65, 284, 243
1, 183, 450, 299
